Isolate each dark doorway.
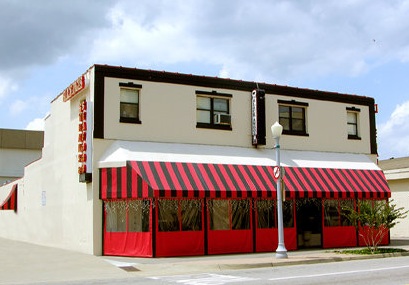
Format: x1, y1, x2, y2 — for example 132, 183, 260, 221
296, 199, 322, 248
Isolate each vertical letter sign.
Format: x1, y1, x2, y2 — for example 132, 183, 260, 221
78, 100, 91, 182
251, 89, 266, 146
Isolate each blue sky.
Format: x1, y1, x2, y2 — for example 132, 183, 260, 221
0, 0, 408, 160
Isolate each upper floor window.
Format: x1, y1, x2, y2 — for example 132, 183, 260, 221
347, 107, 360, 139
119, 82, 142, 124
196, 90, 232, 130
278, 100, 308, 136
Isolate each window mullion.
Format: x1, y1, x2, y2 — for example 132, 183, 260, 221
210, 98, 215, 124
289, 106, 293, 131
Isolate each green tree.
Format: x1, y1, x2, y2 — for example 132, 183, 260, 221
342, 199, 408, 254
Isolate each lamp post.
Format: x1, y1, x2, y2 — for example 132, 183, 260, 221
271, 121, 288, 259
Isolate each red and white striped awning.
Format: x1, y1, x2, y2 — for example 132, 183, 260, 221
284, 167, 389, 199
99, 141, 390, 200
0, 184, 17, 211
100, 161, 278, 199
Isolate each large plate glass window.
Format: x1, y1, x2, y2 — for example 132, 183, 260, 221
209, 199, 250, 230
157, 199, 202, 232
105, 199, 151, 233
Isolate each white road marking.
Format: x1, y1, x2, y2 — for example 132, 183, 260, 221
149, 273, 259, 284
269, 264, 409, 281
104, 259, 138, 268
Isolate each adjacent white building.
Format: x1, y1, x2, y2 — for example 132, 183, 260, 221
0, 128, 43, 185
379, 157, 409, 238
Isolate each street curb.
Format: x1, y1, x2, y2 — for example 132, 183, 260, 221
208, 251, 409, 271
130, 250, 409, 276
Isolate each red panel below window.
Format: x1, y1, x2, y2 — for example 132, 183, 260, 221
323, 226, 357, 249
358, 226, 389, 247
207, 229, 253, 255
104, 232, 152, 257
156, 231, 204, 257
255, 228, 297, 252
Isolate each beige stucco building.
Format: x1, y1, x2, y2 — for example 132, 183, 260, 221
379, 157, 409, 238
0, 65, 390, 257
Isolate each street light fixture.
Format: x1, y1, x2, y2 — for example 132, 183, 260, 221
271, 121, 288, 259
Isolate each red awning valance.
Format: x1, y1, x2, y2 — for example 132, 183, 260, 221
284, 167, 390, 199
100, 161, 278, 199
0, 184, 18, 212
100, 161, 390, 200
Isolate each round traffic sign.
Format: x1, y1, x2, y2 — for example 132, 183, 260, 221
273, 166, 280, 179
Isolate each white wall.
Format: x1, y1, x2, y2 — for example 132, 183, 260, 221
389, 179, 409, 238
103, 77, 372, 154
0, 74, 98, 254
0, 149, 42, 184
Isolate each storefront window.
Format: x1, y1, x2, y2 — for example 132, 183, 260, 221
105, 200, 127, 232
181, 200, 202, 231
324, 200, 339, 227
324, 199, 354, 227
158, 199, 203, 232
232, 199, 250, 230
105, 200, 151, 233
128, 200, 150, 232
209, 199, 250, 230
209, 200, 229, 230
340, 200, 353, 226
257, 199, 276, 229
283, 200, 294, 228
158, 199, 179, 232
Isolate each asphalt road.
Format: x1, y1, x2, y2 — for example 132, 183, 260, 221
19, 255, 409, 285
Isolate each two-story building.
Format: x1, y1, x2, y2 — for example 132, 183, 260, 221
0, 64, 390, 257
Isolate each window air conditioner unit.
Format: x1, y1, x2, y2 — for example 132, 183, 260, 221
214, 113, 231, 125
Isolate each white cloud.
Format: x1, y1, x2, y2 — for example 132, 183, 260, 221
87, 0, 409, 83
9, 99, 28, 115
26, 117, 45, 131
378, 100, 409, 159
0, 76, 17, 100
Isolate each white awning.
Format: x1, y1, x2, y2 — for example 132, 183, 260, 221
98, 140, 380, 170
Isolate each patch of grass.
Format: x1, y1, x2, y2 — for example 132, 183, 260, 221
335, 248, 407, 255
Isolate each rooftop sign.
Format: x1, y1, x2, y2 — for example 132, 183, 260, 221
63, 75, 87, 102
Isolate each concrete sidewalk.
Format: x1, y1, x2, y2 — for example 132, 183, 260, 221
1, 238, 409, 284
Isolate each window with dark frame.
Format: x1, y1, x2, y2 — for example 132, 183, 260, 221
157, 199, 202, 232
324, 199, 353, 227
209, 199, 250, 230
105, 200, 151, 233
119, 83, 141, 124
347, 108, 360, 139
196, 91, 232, 130
278, 100, 308, 135
256, 199, 276, 229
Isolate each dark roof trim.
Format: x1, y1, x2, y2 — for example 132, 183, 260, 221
346, 106, 361, 112
278, 99, 309, 107
195, 90, 233, 98
119, 82, 143, 89
93, 64, 374, 106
